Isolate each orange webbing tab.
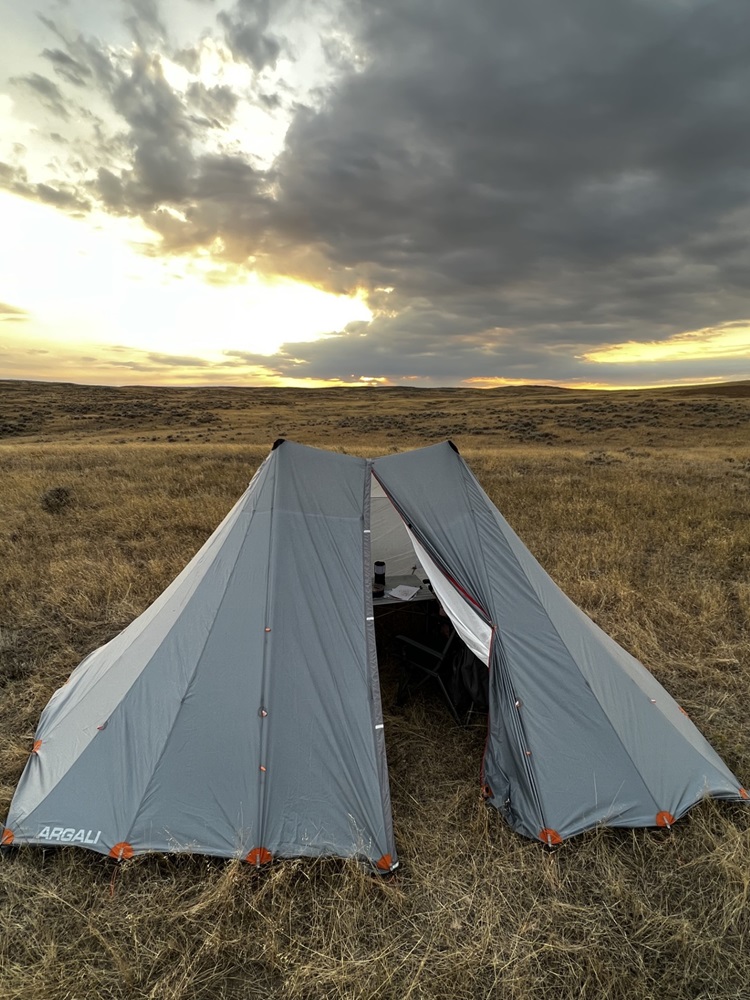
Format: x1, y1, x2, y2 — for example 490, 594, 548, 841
656, 811, 675, 828
245, 847, 272, 866
32, 740, 42, 754
376, 854, 394, 872
109, 842, 134, 860
739, 788, 749, 800
539, 828, 562, 846
1, 828, 14, 846
480, 784, 493, 801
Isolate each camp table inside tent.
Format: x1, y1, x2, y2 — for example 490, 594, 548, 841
3, 439, 747, 870
372, 575, 434, 605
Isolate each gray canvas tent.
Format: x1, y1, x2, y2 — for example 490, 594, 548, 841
4, 440, 746, 867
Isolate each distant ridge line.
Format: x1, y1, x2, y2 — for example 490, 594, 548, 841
2, 379, 749, 396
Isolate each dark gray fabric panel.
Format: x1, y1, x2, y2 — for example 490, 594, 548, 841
259, 444, 394, 864
374, 444, 494, 616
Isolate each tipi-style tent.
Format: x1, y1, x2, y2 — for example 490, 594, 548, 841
4, 440, 746, 867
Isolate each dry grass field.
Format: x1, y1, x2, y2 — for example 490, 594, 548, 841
1, 379, 750, 999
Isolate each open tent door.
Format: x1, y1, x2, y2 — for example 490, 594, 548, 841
371, 470, 491, 668
405, 528, 492, 668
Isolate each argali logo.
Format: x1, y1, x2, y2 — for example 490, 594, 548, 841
38, 826, 102, 845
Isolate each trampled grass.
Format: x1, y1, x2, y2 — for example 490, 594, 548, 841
1, 382, 749, 999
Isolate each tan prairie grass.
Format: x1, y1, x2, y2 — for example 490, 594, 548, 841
1, 384, 750, 1000
2, 378, 750, 451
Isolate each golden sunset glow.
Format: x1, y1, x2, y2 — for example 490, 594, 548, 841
582, 324, 750, 365
463, 377, 568, 389
0, 192, 372, 384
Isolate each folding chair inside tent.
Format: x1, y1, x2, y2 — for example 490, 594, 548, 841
393, 628, 464, 725
375, 515, 491, 727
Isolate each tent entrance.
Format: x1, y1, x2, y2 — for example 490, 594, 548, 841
371, 472, 491, 668
370, 473, 491, 725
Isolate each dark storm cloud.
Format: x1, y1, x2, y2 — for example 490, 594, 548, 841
0, 161, 91, 212
23, 27, 266, 219
172, 45, 202, 73
237, 318, 750, 388
243, 0, 750, 382
35, 181, 91, 210
186, 81, 239, 127
217, 0, 282, 72
123, 0, 168, 46
12, 72, 70, 119
63, 32, 120, 91
107, 50, 194, 207
0, 161, 27, 193
41, 48, 92, 87
314, 2, 747, 280
19, 12, 199, 213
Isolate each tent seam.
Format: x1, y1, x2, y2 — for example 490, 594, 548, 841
362, 463, 396, 865
256, 448, 280, 852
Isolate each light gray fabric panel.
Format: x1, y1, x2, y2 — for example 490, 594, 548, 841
8, 463, 273, 828
8, 503, 273, 857
122, 511, 272, 855
370, 475, 422, 576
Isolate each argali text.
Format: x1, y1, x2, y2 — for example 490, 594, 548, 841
38, 827, 102, 844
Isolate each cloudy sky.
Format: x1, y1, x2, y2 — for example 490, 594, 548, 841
1, 0, 749, 388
